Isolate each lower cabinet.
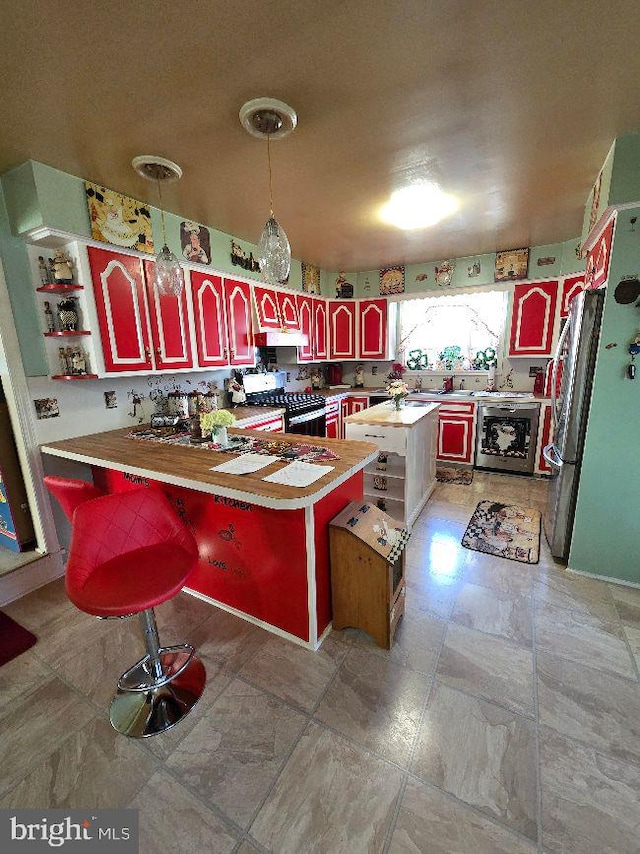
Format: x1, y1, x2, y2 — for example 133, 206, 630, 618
436, 402, 476, 464
325, 397, 341, 439
534, 402, 553, 475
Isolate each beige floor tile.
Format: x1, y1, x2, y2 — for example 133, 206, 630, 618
410, 682, 537, 839
535, 600, 636, 679
315, 647, 430, 767
250, 721, 403, 853
236, 842, 262, 854
537, 651, 640, 764
0, 651, 52, 711
534, 572, 618, 620
621, 623, 640, 672
166, 677, 307, 827
129, 770, 238, 854
0, 677, 96, 796
540, 728, 640, 854
0, 717, 155, 808
451, 582, 532, 646
608, 583, 640, 625
404, 573, 465, 620
29, 607, 123, 666
348, 608, 446, 676
389, 778, 537, 854
462, 555, 534, 597
421, 499, 474, 524
3, 577, 70, 630
239, 633, 346, 712
436, 623, 534, 716
154, 591, 219, 637
181, 607, 271, 673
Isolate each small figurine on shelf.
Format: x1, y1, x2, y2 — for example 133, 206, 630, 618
310, 367, 324, 390
43, 301, 55, 332
57, 297, 79, 331
37, 256, 49, 286
58, 346, 70, 374
70, 347, 87, 375
52, 250, 74, 285
47, 258, 56, 284
354, 364, 365, 387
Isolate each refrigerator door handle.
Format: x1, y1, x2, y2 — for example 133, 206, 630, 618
551, 319, 571, 428
543, 443, 563, 468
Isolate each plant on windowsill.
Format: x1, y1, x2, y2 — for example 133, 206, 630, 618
200, 409, 236, 446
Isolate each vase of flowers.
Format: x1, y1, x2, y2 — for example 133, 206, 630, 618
200, 409, 236, 446
387, 379, 409, 410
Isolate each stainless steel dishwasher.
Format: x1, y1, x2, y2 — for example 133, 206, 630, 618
475, 402, 540, 474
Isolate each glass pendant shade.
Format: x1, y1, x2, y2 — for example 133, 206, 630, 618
155, 244, 184, 297
258, 215, 291, 285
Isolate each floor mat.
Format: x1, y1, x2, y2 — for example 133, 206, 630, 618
0, 611, 37, 666
461, 500, 540, 564
436, 467, 474, 485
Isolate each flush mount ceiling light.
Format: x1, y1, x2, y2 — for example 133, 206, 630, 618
132, 155, 185, 297
240, 98, 297, 285
379, 182, 459, 231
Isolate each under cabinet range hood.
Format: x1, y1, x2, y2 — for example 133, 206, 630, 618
253, 331, 308, 347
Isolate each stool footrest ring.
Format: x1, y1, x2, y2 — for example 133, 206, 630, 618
117, 644, 195, 692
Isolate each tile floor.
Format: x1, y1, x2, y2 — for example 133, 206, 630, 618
1, 471, 639, 853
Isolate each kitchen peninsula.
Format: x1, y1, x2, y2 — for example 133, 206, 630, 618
41, 427, 377, 650
343, 401, 439, 526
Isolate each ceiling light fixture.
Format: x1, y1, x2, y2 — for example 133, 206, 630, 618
379, 182, 459, 231
132, 155, 185, 296
240, 98, 297, 285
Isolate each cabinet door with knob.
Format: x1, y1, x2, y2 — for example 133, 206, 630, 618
224, 278, 254, 365
190, 270, 230, 367
87, 246, 153, 373
142, 260, 193, 371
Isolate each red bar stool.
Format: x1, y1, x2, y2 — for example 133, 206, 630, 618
44, 477, 206, 738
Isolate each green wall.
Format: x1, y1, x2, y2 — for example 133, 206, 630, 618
569, 208, 640, 583
0, 184, 47, 376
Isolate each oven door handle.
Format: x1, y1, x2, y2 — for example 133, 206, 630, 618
542, 443, 563, 468
288, 407, 326, 425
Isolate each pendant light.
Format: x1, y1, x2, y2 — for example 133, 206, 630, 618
240, 98, 297, 285
132, 155, 185, 296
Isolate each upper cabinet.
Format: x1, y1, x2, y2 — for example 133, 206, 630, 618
508, 280, 559, 357
296, 295, 328, 362
142, 260, 193, 371
253, 285, 300, 332
190, 271, 254, 368
328, 301, 357, 360
358, 299, 389, 360
88, 246, 153, 373
559, 274, 586, 318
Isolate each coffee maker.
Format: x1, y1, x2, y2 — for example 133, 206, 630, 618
326, 363, 343, 386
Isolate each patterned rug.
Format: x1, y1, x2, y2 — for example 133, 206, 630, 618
461, 500, 541, 564
436, 467, 474, 485
0, 611, 37, 667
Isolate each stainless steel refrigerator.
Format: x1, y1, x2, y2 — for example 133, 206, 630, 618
543, 289, 605, 560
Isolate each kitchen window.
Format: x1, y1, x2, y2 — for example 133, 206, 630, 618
397, 290, 508, 371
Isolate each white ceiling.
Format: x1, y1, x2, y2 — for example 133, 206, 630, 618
1, 1, 639, 272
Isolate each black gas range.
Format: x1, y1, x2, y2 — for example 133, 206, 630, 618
241, 374, 326, 437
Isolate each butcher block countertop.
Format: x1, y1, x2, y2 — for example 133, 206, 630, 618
343, 401, 440, 427
41, 427, 377, 510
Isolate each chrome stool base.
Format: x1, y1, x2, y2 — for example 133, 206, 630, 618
109, 654, 206, 738
118, 645, 195, 692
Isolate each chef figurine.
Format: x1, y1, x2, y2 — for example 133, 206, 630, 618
354, 364, 365, 388
230, 378, 246, 406
52, 250, 74, 285
310, 367, 323, 390
37, 256, 49, 285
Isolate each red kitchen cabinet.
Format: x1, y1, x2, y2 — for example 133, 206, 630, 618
313, 298, 328, 360
535, 403, 553, 475
329, 301, 357, 360
508, 280, 559, 357
436, 402, 475, 464
190, 272, 254, 368
253, 285, 281, 330
88, 246, 152, 373
560, 274, 585, 318
340, 396, 368, 438
142, 260, 193, 371
584, 215, 615, 290
276, 291, 299, 331
325, 397, 341, 439
296, 294, 314, 362
358, 299, 388, 360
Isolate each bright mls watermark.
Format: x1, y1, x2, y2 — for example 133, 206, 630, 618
1, 810, 138, 851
